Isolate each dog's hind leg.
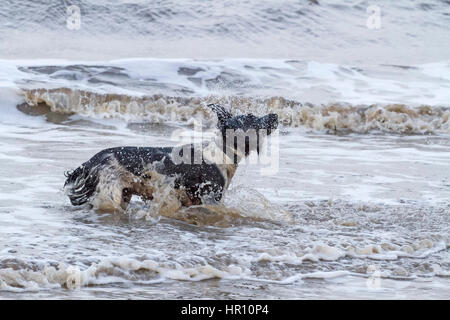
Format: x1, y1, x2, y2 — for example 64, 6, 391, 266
94, 187, 133, 212
91, 169, 129, 212
91, 185, 124, 212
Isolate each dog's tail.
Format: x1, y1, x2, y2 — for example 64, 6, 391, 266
64, 164, 100, 206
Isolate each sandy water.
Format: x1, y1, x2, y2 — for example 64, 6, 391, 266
0, 0, 449, 299
0, 98, 449, 298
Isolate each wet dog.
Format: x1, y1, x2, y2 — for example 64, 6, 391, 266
64, 105, 278, 211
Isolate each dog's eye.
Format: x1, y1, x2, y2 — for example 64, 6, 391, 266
142, 173, 151, 179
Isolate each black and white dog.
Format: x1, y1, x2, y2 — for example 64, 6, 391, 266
64, 105, 278, 211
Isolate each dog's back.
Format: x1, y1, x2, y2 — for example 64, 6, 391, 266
64, 147, 171, 206
64, 146, 226, 209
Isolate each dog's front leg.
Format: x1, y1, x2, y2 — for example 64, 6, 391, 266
201, 192, 221, 205
131, 176, 155, 203
177, 189, 196, 207
121, 188, 133, 210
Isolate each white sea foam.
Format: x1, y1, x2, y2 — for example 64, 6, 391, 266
1, 236, 446, 292
0, 58, 449, 106
0, 56, 447, 134
0, 58, 449, 299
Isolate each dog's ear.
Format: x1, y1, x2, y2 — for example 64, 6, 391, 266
207, 104, 232, 128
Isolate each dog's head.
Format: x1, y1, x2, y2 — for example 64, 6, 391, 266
208, 104, 278, 135
208, 104, 278, 158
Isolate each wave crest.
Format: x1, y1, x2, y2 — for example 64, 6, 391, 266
22, 88, 450, 134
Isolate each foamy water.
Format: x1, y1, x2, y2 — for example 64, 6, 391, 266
0, 0, 449, 299
0, 81, 449, 297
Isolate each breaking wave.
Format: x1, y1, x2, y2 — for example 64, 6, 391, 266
22, 88, 450, 134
